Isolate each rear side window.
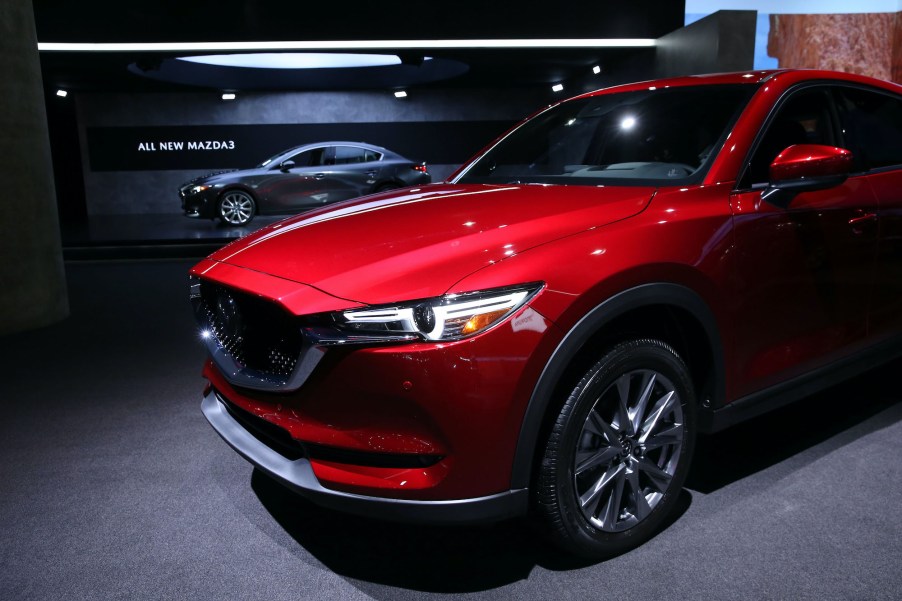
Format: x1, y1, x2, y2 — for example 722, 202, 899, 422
835, 87, 902, 171
333, 146, 380, 164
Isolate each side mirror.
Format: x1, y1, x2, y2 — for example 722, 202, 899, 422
279, 160, 296, 172
762, 144, 853, 208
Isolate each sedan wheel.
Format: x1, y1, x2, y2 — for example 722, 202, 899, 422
537, 339, 696, 558
218, 190, 256, 225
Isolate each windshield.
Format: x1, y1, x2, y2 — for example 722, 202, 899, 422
456, 84, 757, 186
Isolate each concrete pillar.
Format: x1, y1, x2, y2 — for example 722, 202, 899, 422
0, 0, 68, 335
654, 11, 757, 79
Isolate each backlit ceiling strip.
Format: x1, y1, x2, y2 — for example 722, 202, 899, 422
38, 39, 657, 52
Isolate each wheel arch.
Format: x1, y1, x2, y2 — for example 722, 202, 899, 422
373, 180, 404, 193
511, 282, 724, 490
218, 184, 257, 201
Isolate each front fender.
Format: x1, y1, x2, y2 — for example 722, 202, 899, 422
509, 282, 724, 490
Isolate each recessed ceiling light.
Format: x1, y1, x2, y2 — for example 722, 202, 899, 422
221, 92, 236, 100
179, 53, 404, 69
394, 90, 408, 99
592, 65, 601, 74
552, 83, 564, 92
56, 89, 68, 97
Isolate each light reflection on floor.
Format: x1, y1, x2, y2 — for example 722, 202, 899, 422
61, 213, 287, 246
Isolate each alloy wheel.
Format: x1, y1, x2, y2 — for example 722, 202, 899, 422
573, 368, 684, 532
220, 192, 255, 225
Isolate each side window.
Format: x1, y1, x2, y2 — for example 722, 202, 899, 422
288, 147, 325, 167
364, 150, 382, 162
333, 146, 368, 165
746, 89, 835, 186
835, 87, 902, 171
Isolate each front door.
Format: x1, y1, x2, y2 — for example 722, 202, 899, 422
729, 86, 878, 399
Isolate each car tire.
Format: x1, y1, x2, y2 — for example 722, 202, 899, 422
218, 190, 256, 226
375, 183, 402, 193
536, 338, 696, 558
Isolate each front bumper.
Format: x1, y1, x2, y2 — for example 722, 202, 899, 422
180, 189, 217, 218
202, 389, 528, 523
192, 263, 563, 518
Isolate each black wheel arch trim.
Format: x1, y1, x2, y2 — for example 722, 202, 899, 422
510, 282, 724, 490
700, 335, 902, 432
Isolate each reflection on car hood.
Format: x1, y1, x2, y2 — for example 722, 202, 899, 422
206, 183, 655, 305
182, 169, 241, 186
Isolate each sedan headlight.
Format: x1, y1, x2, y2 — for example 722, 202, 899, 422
320, 283, 543, 344
188, 184, 211, 195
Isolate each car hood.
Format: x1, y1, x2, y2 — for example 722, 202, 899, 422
206, 183, 655, 306
181, 169, 242, 187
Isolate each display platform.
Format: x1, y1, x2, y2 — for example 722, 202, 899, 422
59, 213, 284, 260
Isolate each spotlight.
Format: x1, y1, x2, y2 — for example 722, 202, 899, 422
552, 83, 564, 92
394, 90, 408, 98
56, 89, 68, 97
221, 92, 236, 100
592, 65, 601, 75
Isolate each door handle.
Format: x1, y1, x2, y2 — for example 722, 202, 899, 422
848, 212, 876, 234
366, 170, 377, 177
314, 173, 326, 180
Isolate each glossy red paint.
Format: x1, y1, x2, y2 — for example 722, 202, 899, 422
309, 459, 452, 494
769, 144, 853, 181
205, 183, 653, 305
200, 301, 557, 500
729, 176, 877, 397
192, 69, 902, 525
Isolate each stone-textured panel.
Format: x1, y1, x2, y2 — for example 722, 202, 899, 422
768, 13, 899, 83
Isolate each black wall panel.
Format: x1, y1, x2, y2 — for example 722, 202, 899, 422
85, 121, 516, 172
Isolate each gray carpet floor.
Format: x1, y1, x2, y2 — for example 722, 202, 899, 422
1, 259, 900, 600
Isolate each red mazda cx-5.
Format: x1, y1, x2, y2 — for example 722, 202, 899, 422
191, 70, 902, 557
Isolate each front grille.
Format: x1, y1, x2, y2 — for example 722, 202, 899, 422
196, 281, 303, 378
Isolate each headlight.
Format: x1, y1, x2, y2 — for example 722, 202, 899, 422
318, 283, 543, 344
188, 184, 211, 195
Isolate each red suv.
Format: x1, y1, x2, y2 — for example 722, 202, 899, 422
191, 70, 902, 557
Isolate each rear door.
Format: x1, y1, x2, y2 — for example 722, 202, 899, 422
322, 145, 384, 203
832, 85, 902, 340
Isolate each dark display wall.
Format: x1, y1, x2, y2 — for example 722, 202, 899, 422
85, 122, 515, 172
75, 89, 548, 216
71, 10, 755, 218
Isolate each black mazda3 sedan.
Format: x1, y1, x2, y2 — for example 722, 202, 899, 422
180, 141, 431, 225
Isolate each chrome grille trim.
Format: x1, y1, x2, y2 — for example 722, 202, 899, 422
191, 277, 325, 392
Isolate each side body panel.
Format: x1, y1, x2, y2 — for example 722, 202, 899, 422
728, 179, 879, 398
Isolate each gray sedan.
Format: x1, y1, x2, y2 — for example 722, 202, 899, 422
180, 141, 432, 225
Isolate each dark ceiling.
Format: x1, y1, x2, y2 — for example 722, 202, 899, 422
34, 1, 687, 93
